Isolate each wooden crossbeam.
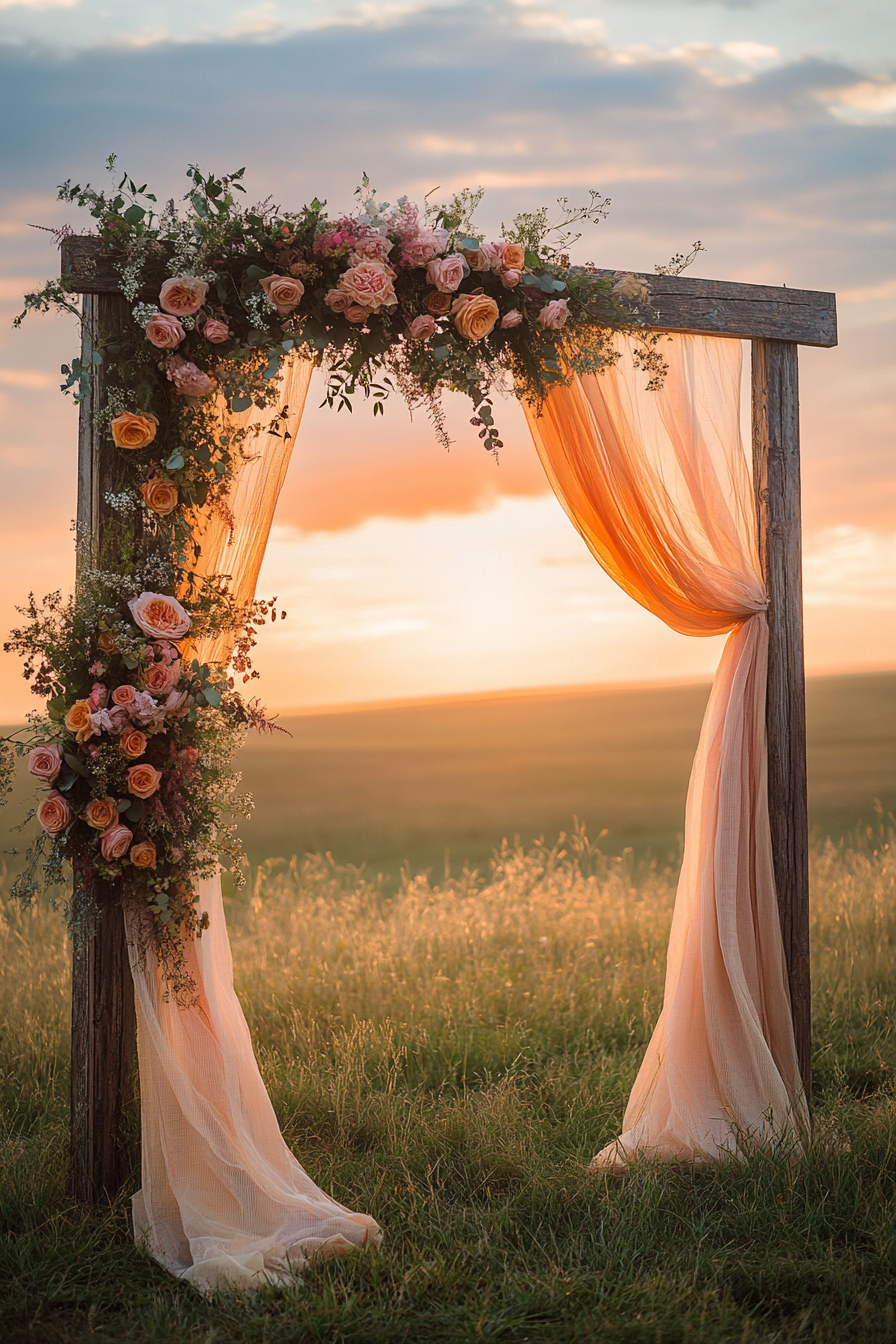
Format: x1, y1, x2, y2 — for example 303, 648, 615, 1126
60, 239, 835, 1195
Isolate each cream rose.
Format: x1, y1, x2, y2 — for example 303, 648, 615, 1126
260, 274, 305, 316
84, 797, 119, 831
538, 298, 569, 330
120, 728, 147, 760
145, 313, 185, 349
128, 593, 191, 640
126, 763, 163, 799
159, 277, 208, 316
100, 824, 132, 862
337, 260, 397, 313
130, 840, 157, 870
111, 412, 158, 450
461, 248, 491, 273
64, 700, 94, 744
425, 255, 466, 293
452, 294, 500, 342
27, 744, 62, 783
139, 477, 179, 517
37, 791, 72, 834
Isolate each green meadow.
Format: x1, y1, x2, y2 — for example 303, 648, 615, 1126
1, 670, 894, 1343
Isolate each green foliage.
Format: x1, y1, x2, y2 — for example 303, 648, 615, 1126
1, 827, 894, 1341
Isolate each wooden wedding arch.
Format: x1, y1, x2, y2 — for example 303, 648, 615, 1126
60, 237, 837, 1200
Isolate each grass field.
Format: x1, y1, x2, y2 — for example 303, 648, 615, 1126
1, 671, 894, 1342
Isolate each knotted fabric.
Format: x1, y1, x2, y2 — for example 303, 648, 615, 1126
523, 334, 808, 1164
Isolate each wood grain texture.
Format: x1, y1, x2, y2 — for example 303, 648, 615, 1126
60, 237, 838, 347
70, 290, 138, 1202
751, 337, 812, 1103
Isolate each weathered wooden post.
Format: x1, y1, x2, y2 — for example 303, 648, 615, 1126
70, 280, 138, 1202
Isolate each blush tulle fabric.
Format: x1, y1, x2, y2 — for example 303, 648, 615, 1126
524, 334, 808, 1166
125, 358, 382, 1291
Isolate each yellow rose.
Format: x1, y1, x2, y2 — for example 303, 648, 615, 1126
111, 412, 158, 450
83, 797, 119, 831
139, 477, 179, 517
451, 294, 500, 342
64, 699, 93, 743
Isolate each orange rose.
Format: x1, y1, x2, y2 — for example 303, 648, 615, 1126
139, 477, 179, 517
126, 763, 163, 799
426, 289, 452, 317
451, 294, 500, 342
130, 840, 157, 870
120, 728, 147, 759
97, 630, 119, 654
111, 412, 158, 450
502, 243, 525, 271
159, 277, 208, 316
83, 797, 119, 831
64, 699, 93, 743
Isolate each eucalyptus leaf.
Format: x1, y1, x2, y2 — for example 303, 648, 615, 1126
166, 451, 185, 471
203, 686, 221, 708
230, 395, 252, 413
245, 265, 268, 281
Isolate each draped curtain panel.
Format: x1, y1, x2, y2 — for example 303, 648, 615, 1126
125, 358, 382, 1292
523, 334, 808, 1165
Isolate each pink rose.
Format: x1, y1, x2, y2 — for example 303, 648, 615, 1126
37, 790, 72, 835
501, 269, 521, 289
203, 318, 230, 344
159, 277, 208, 316
538, 299, 569, 330
112, 684, 137, 708
28, 744, 62, 784
408, 314, 437, 340
100, 823, 133, 861
345, 304, 369, 324
145, 312, 186, 349
108, 705, 131, 734
425, 255, 466, 293
89, 682, 109, 711
90, 709, 117, 737
164, 688, 191, 718
166, 356, 216, 398
325, 289, 351, 314
143, 660, 181, 696
481, 242, 507, 272
259, 274, 305, 316
337, 260, 397, 313
351, 234, 394, 263
151, 640, 180, 666
128, 592, 191, 640
501, 310, 523, 329
401, 230, 443, 267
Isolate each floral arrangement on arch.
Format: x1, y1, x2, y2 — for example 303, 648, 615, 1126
2, 159, 690, 984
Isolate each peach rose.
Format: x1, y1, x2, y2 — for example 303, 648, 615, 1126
37, 790, 72, 835
538, 298, 569, 330
112, 684, 137, 708
97, 630, 119, 654
260, 274, 305, 316
139, 477, 179, 517
203, 318, 230, 343
128, 592, 191, 640
426, 289, 452, 317
452, 294, 500, 342
159, 277, 208, 316
337, 260, 396, 313
130, 840, 157, 870
120, 728, 147, 759
126, 763, 163, 799
111, 412, 158, 450
501, 269, 521, 289
425, 255, 466, 293
64, 700, 93, 744
408, 314, 437, 340
100, 824, 132, 861
144, 313, 185, 349
28, 744, 62, 783
325, 289, 351, 313
345, 304, 369, 324
143, 660, 181, 696
501, 309, 523, 329
166, 356, 216, 398
502, 243, 525, 271
83, 797, 119, 831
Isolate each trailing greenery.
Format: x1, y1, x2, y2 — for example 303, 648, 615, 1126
1, 824, 893, 1342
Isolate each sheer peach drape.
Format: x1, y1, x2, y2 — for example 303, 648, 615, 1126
523, 334, 808, 1165
125, 358, 382, 1291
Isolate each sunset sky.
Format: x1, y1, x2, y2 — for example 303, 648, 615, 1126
0, 0, 893, 716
